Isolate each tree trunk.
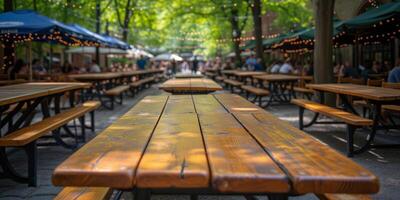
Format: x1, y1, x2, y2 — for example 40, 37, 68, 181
32, 0, 37, 11
251, 0, 265, 70
4, 0, 14, 75
122, 0, 132, 42
313, 0, 335, 105
95, 0, 101, 64
230, 8, 242, 68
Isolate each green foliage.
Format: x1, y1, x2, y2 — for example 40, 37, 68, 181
4, 0, 313, 57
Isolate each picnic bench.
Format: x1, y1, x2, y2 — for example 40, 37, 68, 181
223, 79, 243, 93
53, 94, 379, 200
297, 83, 400, 156
0, 83, 99, 186
159, 78, 222, 94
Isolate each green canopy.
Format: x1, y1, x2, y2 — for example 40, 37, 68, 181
338, 2, 400, 31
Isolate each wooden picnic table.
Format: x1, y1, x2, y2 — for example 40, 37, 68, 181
159, 78, 222, 94
0, 82, 91, 184
253, 74, 300, 106
307, 83, 400, 154
52, 94, 379, 199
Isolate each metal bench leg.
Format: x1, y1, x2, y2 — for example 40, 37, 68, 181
90, 111, 95, 132
347, 125, 355, 157
79, 116, 86, 143
25, 141, 37, 187
134, 189, 151, 200
190, 195, 198, 200
258, 96, 262, 107
110, 96, 115, 110
119, 93, 123, 105
299, 107, 305, 130
267, 194, 288, 200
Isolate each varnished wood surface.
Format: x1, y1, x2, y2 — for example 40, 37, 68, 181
0, 101, 100, 146
233, 71, 267, 77
159, 78, 222, 93
0, 82, 90, 107
307, 83, 400, 101
316, 193, 372, 200
53, 94, 379, 195
198, 113, 289, 193
253, 74, 301, 82
68, 70, 162, 81
0, 79, 27, 86
175, 73, 204, 78
136, 113, 209, 188
234, 112, 379, 194
291, 99, 373, 126
54, 187, 112, 200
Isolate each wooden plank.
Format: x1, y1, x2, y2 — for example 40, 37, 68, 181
68, 72, 122, 81
0, 83, 88, 106
54, 187, 112, 200
307, 83, 400, 101
198, 113, 289, 193
213, 94, 264, 113
163, 95, 196, 114
126, 95, 168, 116
192, 95, 228, 114
52, 115, 160, 189
136, 113, 209, 188
234, 112, 379, 194
253, 74, 300, 82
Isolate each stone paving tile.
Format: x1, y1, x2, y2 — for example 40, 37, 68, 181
0, 85, 399, 200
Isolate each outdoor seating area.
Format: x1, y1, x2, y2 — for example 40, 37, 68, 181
1, 0, 400, 200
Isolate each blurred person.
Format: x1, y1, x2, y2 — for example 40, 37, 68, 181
254, 58, 263, 71
192, 56, 199, 74
339, 61, 359, 78
245, 55, 257, 70
9, 59, 28, 79
279, 58, 294, 74
32, 59, 47, 75
88, 60, 101, 73
136, 56, 147, 70
270, 60, 281, 73
388, 59, 400, 83
171, 59, 177, 75
61, 61, 73, 74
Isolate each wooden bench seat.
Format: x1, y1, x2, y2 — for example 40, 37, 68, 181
317, 193, 372, 200
215, 76, 225, 82
241, 85, 270, 106
291, 99, 373, 126
104, 85, 130, 96
223, 79, 243, 93
0, 101, 100, 186
294, 86, 315, 99
104, 85, 130, 110
291, 99, 373, 157
54, 187, 113, 200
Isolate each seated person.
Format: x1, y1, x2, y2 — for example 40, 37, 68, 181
88, 60, 101, 73
388, 59, 400, 83
9, 59, 28, 79
32, 59, 47, 75
279, 58, 294, 74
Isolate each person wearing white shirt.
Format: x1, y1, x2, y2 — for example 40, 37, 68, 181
279, 59, 294, 74
270, 60, 282, 73
89, 60, 101, 73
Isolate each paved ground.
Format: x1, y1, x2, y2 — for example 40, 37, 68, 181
0, 84, 399, 200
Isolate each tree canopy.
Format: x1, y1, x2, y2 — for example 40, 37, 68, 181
4, 0, 313, 57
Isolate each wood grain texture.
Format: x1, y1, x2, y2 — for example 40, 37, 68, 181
233, 71, 267, 77
136, 113, 209, 188
192, 95, 228, 114
159, 78, 222, 93
213, 94, 264, 113
0, 82, 89, 106
234, 112, 379, 194
52, 115, 160, 189
163, 95, 196, 114
104, 85, 130, 96
0, 101, 100, 146
291, 99, 373, 126
125, 95, 168, 116
253, 74, 300, 82
316, 193, 372, 200
241, 85, 270, 96
54, 187, 112, 200
307, 83, 400, 101
198, 113, 289, 193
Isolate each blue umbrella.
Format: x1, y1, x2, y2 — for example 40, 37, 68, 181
0, 10, 99, 46
101, 34, 131, 50
68, 24, 111, 47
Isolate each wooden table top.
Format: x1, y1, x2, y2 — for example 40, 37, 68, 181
253, 74, 302, 82
175, 73, 204, 79
233, 71, 267, 77
159, 78, 222, 93
52, 94, 379, 195
68, 72, 122, 81
0, 82, 90, 107
221, 70, 239, 75
307, 83, 400, 101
